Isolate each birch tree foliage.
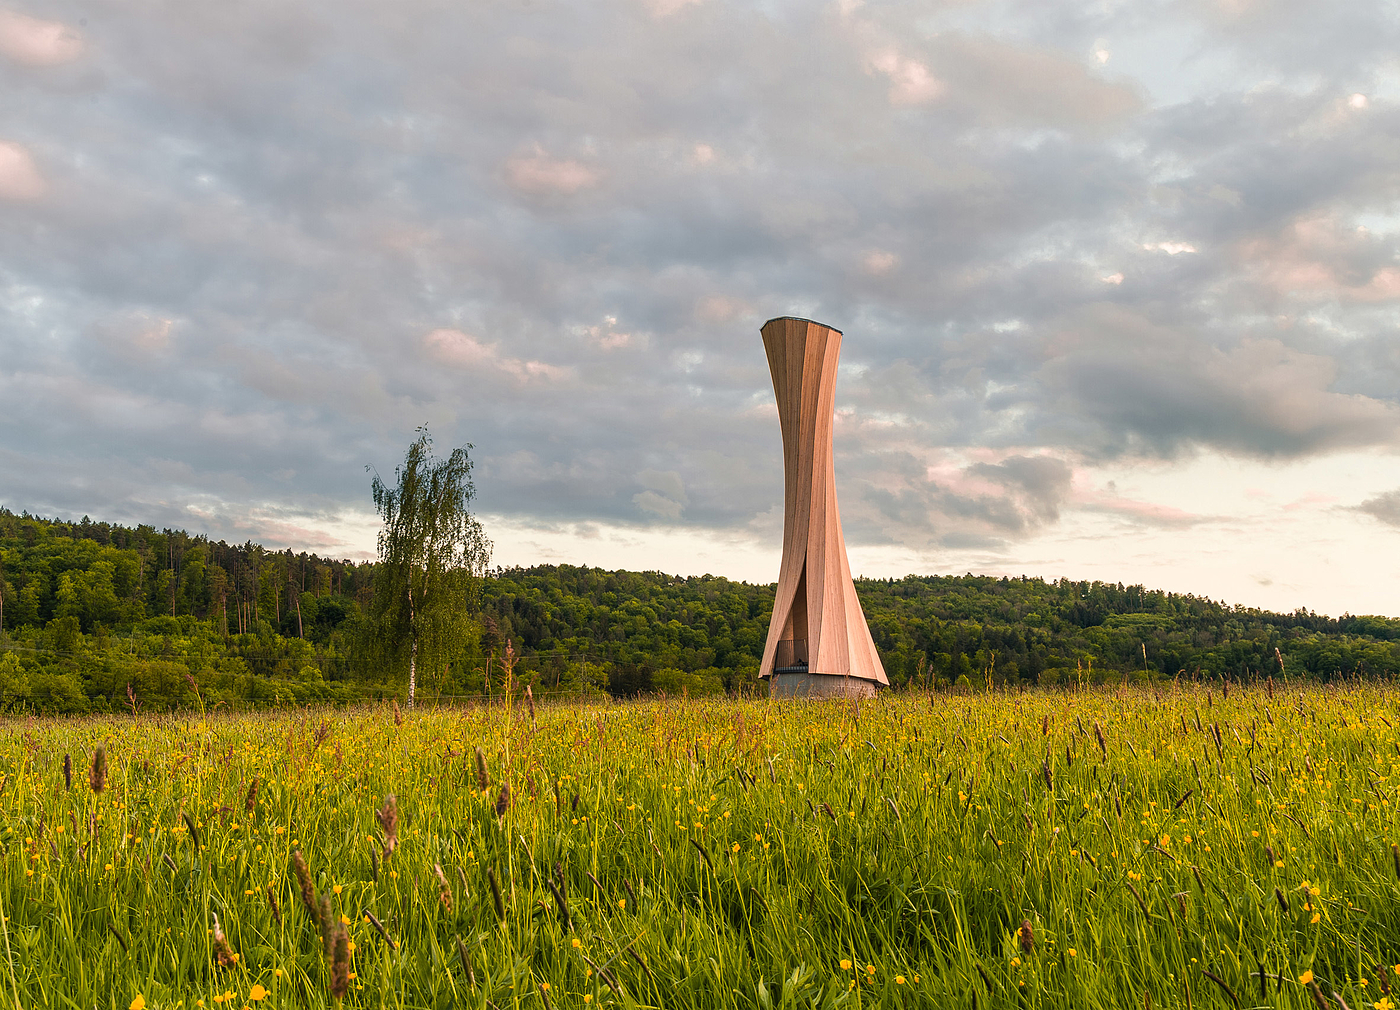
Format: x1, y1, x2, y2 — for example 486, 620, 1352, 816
369, 429, 492, 707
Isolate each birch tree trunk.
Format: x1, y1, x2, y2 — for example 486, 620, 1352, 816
407, 585, 417, 709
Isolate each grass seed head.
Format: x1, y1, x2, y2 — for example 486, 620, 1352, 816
62, 753, 71, 791
474, 747, 489, 792
547, 875, 571, 931
365, 909, 393, 949
495, 782, 511, 819
456, 935, 475, 988
330, 919, 349, 1000
291, 851, 319, 927
89, 746, 107, 794
181, 810, 200, 849
244, 776, 259, 815
318, 892, 335, 957
488, 867, 505, 921
1018, 919, 1034, 954
434, 863, 453, 912
376, 794, 399, 860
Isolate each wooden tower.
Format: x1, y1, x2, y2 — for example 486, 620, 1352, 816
759, 316, 887, 698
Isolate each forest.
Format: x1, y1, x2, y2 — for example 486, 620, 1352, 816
1, 507, 1398, 712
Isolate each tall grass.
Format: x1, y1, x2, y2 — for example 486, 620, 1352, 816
1, 684, 1398, 1008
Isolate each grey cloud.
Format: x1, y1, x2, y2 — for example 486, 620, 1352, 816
827, 430, 1076, 549
3, 0, 1400, 557
1354, 490, 1400, 529
968, 455, 1073, 524
1031, 306, 1400, 459
921, 34, 1142, 130
636, 469, 687, 503
633, 490, 684, 520
632, 469, 687, 520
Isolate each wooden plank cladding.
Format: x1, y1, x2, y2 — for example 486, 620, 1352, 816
758, 317, 888, 697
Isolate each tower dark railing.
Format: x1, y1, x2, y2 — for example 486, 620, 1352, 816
774, 639, 809, 673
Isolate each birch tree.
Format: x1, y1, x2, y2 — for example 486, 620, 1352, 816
370, 429, 491, 708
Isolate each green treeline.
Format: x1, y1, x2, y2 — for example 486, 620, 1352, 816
479, 565, 1400, 693
0, 510, 376, 711
2, 508, 1398, 713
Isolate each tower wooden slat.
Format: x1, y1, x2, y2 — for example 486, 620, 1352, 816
759, 317, 887, 697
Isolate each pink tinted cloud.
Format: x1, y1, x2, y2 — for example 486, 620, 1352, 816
865, 48, 944, 106
583, 317, 634, 350
504, 149, 599, 195
0, 10, 83, 66
1282, 491, 1339, 512
1076, 484, 1207, 527
0, 140, 45, 199
423, 328, 570, 382
1239, 215, 1400, 304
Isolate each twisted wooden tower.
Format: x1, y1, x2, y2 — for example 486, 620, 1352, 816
759, 317, 887, 698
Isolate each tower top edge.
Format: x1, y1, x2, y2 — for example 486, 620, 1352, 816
761, 316, 844, 335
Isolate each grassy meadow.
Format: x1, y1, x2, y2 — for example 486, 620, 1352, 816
4, 684, 1400, 1009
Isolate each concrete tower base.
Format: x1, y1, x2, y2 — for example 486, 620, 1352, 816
769, 672, 879, 700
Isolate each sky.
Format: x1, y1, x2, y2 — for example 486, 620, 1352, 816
3, 0, 1400, 618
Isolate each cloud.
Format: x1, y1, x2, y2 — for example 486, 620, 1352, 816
634, 489, 684, 519
1235, 215, 1400, 305
643, 0, 705, 17
0, 140, 44, 199
1354, 490, 1400, 529
930, 35, 1141, 129
1, 0, 1399, 569
1079, 491, 1210, 528
90, 312, 177, 358
422, 329, 571, 383
967, 455, 1073, 524
860, 250, 898, 275
1036, 309, 1400, 458
504, 149, 600, 196
582, 315, 638, 350
865, 47, 943, 106
854, 29, 1139, 128
637, 469, 686, 502
0, 10, 83, 66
